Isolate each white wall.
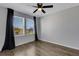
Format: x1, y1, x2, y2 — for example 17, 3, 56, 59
40, 6, 79, 50
0, 7, 7, 51
15, 35, 34, 46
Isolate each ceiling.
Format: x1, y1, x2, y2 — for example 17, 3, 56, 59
0, 3, 79, 17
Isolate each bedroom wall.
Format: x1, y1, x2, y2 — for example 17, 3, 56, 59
0, 7, 7, 51
40, 6, 79, 50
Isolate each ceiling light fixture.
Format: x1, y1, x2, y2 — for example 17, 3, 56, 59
33, 3, 53, 14
38, 8, 42, 11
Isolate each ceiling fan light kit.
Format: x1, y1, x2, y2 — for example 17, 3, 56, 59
33, 3, 53, 14
38, 8, 42, 11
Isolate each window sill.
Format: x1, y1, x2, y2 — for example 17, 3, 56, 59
14, 34, 35, 37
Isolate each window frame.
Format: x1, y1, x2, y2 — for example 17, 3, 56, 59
25, 18, 35, 35
13, 16, 35, 37
13, 16, 25, 37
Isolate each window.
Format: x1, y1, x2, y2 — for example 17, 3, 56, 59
13, 16, 34, 36
13, 16, 25, 36
25, 19, 35, 35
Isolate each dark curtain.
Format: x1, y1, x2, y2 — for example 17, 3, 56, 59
33, 16, 39, 41
2, 8, 15, 51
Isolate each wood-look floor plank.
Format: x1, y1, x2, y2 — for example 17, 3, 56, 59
0, 40, 79, 56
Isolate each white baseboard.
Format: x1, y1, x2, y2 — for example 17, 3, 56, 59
40, 39, 79, 50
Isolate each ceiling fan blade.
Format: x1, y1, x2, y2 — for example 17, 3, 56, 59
33, 9, 38, 13
42, 9, 46, 13
43, 5, 53, 8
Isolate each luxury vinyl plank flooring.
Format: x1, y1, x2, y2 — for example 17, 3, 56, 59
0, 40, 79, 56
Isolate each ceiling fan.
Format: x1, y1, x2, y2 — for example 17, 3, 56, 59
33, 3, 53, 14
